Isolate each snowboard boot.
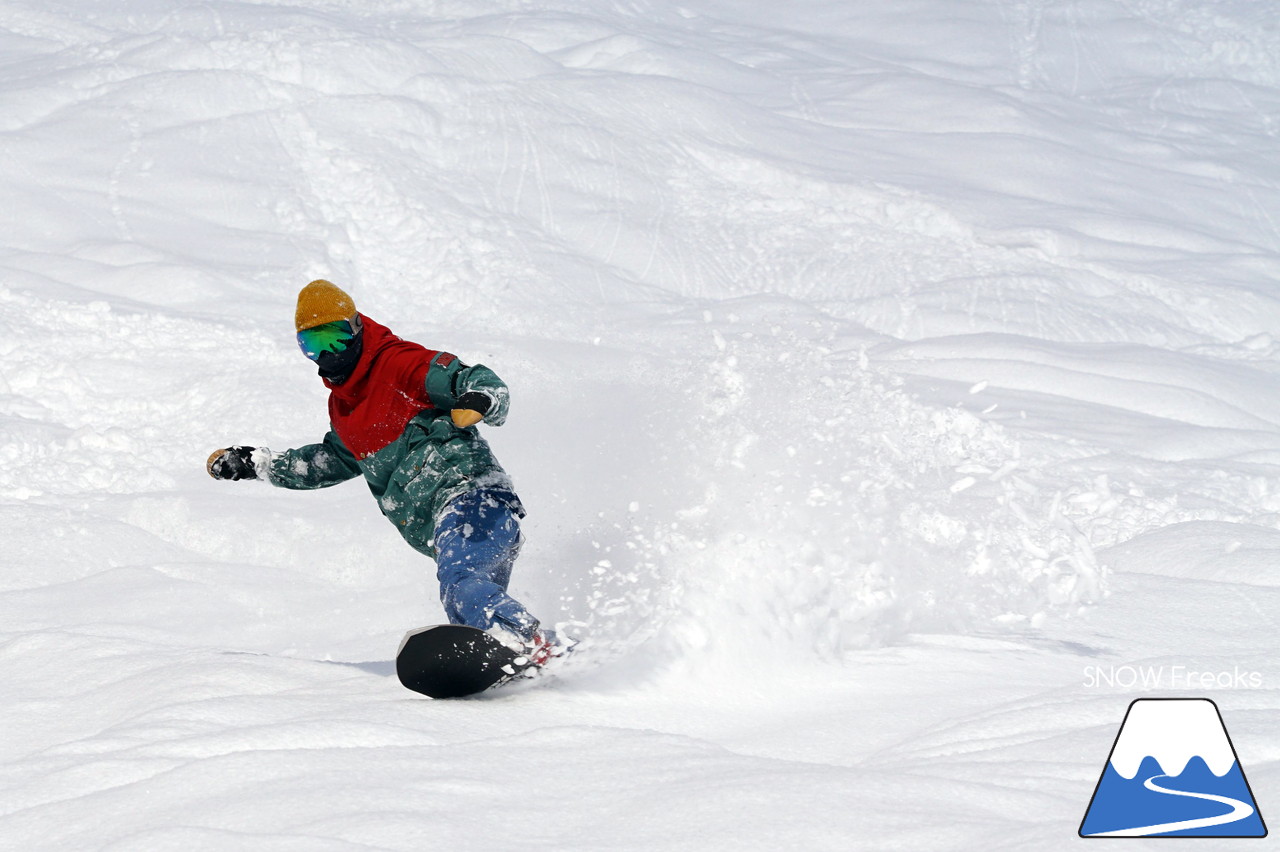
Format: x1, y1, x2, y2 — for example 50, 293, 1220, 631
521, 629, 558, 668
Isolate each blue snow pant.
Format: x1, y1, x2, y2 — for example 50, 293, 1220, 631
433, 490, 539, 642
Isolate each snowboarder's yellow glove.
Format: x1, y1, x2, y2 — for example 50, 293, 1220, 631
451, 409, 484, 428
450, 391, 492, 428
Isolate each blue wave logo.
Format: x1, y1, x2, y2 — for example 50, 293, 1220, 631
1080, 699, 1266, 838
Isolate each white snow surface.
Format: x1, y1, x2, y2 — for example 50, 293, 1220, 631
1, 0, 1278, 849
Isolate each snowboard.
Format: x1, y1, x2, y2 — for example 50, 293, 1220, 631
395, 624, 536, 698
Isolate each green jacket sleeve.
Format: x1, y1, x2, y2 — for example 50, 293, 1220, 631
266, 430, 363, 490
424, 355, 511, 427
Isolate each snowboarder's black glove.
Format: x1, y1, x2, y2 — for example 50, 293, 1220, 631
451, 391, 493, 428
207, 446, 262, 481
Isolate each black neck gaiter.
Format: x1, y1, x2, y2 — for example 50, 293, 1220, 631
316, 330, 364, 385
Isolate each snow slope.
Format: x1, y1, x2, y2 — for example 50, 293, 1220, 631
1, 0, 1277, 849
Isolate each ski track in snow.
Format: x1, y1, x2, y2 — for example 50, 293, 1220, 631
1, 1, 1278, 849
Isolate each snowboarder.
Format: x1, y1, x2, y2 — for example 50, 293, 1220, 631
207, 280, 555, 663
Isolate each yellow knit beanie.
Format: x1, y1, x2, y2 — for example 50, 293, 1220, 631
295, 280, 356, 331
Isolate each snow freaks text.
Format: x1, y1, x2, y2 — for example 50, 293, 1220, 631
1083, 666, 1263, 691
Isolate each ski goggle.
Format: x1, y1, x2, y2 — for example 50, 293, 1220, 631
297, 318, 359, 362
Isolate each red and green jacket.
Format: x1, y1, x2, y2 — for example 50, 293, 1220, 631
266, 314, 522, 557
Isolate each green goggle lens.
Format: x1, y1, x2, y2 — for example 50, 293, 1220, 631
297, 320, 356, 361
